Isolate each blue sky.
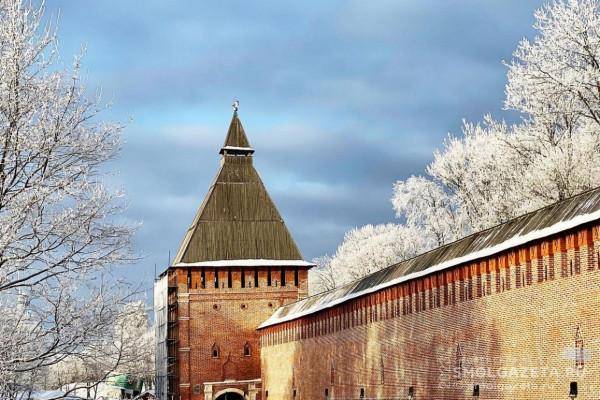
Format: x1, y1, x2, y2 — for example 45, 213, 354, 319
46, 1, 542, 293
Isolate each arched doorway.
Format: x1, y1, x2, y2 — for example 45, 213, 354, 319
214, 392, 244, 400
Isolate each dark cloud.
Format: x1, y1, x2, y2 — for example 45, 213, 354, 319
45, 1, 543, 290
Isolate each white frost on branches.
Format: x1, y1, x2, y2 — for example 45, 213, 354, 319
504, 0, 600, 203
506, 0, 600, 129
310, 224, 423, 292
46, 302, 155, 395
392, 175, 468, 246
312, 0, 600, 291
0, 0, 140, 397
331, 224, 424, 283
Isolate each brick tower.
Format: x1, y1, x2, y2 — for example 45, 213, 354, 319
155, 109, 313, 400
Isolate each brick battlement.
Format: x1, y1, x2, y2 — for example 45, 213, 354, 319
259, 223, 600, 399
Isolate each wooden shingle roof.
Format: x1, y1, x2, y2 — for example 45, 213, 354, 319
173, 113, 304, 265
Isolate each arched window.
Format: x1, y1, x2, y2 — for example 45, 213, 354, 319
211, 343, 220, 358
244, 342, 251, 357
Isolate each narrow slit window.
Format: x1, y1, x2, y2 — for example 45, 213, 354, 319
228, 268, 232, 288
214, 269, 219, 288
281, 267, 286, 286
294, 267, 299, 286
201, 268, 206, 288
330, 361, 335, 385
575, 326, 584, 369
241, 267, 246, 288
267, 267, 272, 286
570, 260, 574, 276
455, 343, 464, 380
254, 268, 259, 288
211, 343, 220, 358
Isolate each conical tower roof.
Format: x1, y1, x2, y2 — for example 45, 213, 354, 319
173, 112, 306, 265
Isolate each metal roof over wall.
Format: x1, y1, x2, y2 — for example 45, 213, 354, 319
260, 186, 600, 328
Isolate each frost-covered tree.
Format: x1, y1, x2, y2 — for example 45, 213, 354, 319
308, 255, 336, 294
506, 0, 600, 131
46, 302, 155, 396
392, 175, 469, 246
504, 0, 600, 203
310, 224, 423, 291
0, 1, 138, 397
113, 302, 155, 389
397, 0, 600, 238
313, 0, 600, 291
418, 0, 600, 228
392, 0, 600, 244
419, 118, 533, 232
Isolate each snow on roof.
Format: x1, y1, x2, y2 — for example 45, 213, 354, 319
259, 187, 600, 329
221, 145, 254, 151
174, 259, 315, 268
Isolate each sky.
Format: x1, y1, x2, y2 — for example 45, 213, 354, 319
45, 0, 543, 295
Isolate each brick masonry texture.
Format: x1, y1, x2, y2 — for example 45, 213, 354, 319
259, 224, 600, 399
170, 266, 309, 400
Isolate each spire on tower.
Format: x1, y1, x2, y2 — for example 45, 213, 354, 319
220, 101, 254, 156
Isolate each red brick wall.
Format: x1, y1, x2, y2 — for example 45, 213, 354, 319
170, 266, 309, 400
260, 223, 600, 400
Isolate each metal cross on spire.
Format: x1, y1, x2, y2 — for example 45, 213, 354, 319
232, 98, 239, 113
